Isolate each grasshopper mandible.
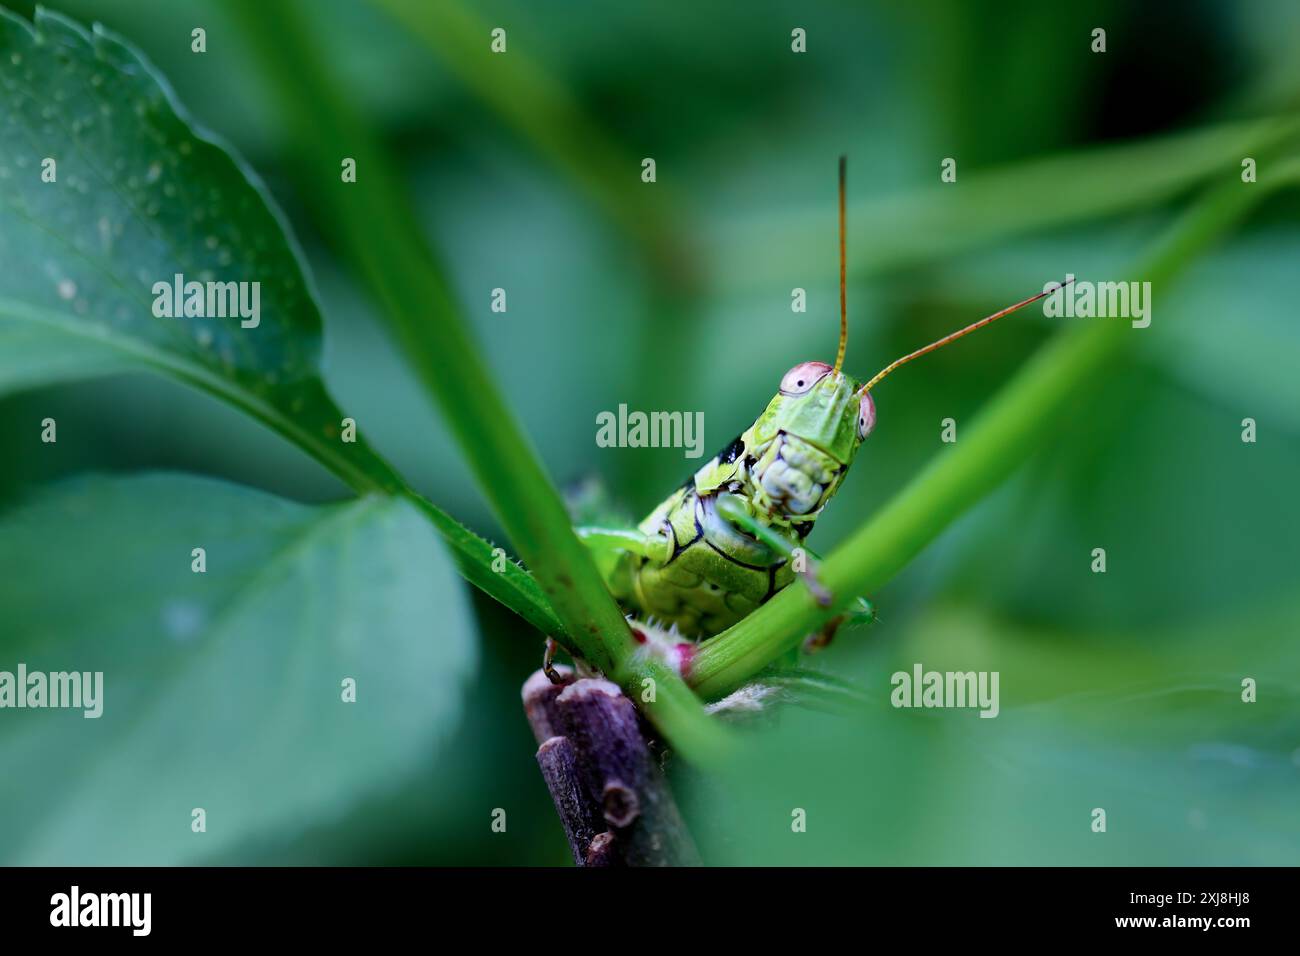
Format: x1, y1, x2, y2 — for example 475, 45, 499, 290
559, 157, 1069, 682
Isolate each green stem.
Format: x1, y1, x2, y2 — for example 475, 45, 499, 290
690, 168, 1300, 700
371, 0, 706, 498
370, 0, 688, 280
713, 117, 1300, 286
230, 0, 729, 763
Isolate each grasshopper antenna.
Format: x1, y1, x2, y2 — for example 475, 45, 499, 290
858, 276, 1076, 395
834, 155, 848, 374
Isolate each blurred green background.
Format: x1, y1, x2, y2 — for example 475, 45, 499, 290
1, 0, 1297, 864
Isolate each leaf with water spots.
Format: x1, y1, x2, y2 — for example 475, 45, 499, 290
0, 8, 395, 492
0, 473, 478, 864
0, 8, 564, 637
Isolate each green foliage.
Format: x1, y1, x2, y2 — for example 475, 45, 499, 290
691, 167, 1300, 699
0, 6, 560, 637
0, 474, 476, 864
1, 0, 1297, 866
712, 118, 1300, 285
224, 0, 728, 762
0, 8, 391, 490
686, 601, 1300, 865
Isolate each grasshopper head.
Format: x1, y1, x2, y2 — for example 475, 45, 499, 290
738, 158, 873, 520
766, 361, 875, 462
731, 155, 1057, 523
742, 361, 875, 519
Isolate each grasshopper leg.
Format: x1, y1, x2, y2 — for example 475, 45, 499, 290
803, 597, 876, 652
575, 525, 672, 562
714, 494, 833, 606
542, 637, 566, 685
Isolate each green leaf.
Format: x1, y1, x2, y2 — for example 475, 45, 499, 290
0, 320, 130, 391
0, 7, 563, 638
0, 8, 389, 490
0, 473, 477, 865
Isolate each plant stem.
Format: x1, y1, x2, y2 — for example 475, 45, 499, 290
370, 0, 688, 281
689, 169, 1300, 700
712, 116, 1300, 286
372, 0, 707, 498
523, 668, 701, 866
229, 0, 729, 764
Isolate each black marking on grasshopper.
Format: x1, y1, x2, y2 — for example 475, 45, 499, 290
762, 563, 784, 603
720, 432, 747, 465
666, 513, 701, 565
703, 534, 774, 573
671, 431, 747, 495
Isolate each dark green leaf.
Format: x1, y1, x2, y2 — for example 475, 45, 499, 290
0, 473, 477, 864
0, 8, 392, 490
0, 7, 562, 637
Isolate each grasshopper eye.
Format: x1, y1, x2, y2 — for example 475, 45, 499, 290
780, 361, 832, 396
858, 391, 876, 439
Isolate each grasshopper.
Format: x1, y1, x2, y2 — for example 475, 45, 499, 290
559, 158, 1068, 683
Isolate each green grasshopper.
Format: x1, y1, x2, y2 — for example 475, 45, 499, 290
558, 157, 1067, 683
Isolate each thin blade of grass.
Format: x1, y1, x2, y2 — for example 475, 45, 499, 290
228, 0, 729, 763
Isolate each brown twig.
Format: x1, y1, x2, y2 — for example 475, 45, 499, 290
522, 668, 701, 866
